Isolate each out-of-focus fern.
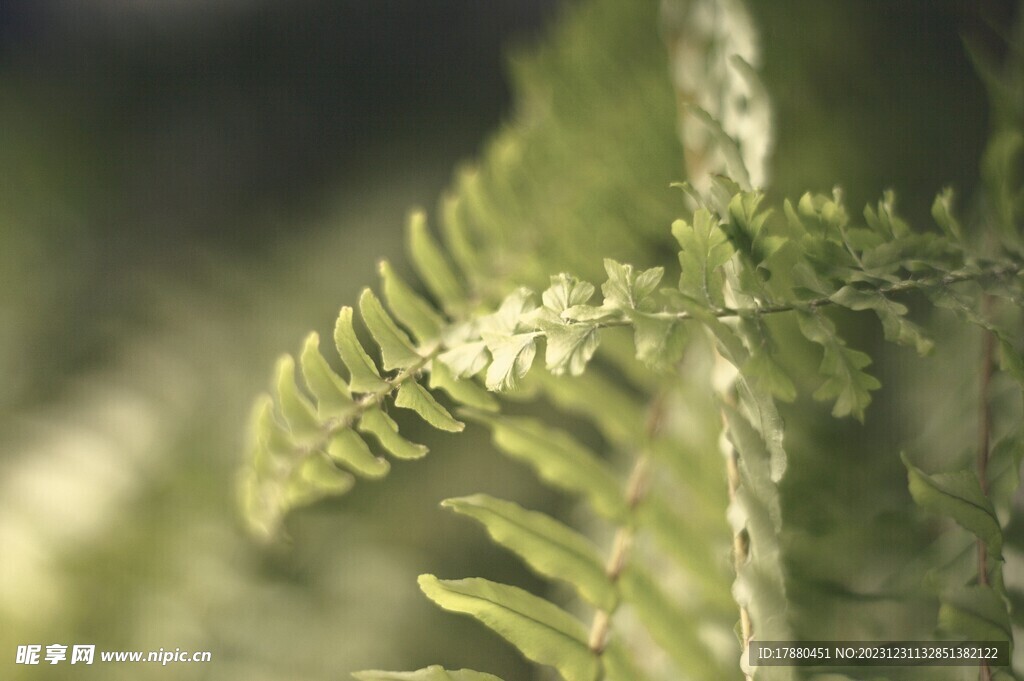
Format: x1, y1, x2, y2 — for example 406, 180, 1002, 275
240, 1, 1024, 680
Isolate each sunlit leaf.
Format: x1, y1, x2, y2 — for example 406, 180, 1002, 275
395, 381, 464, 432
418, 575, 597, 681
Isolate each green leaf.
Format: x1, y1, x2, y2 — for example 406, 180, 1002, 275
418, 575, 597, 681
462, 412, 627, 521
252, 392, 295, 461
724, 190, 778, 268
685, 105, 752, 189
482, 332, 538, 391
327, 429, 390, 479
474, 289, 541, 390
999, 338, 1024, 387
442, 494, 615, 611
722, 403, 783, 529
359, 289, 423, 370
720, 398, 793, 656
673, 208, 732, 307
480, 288, 538, 336
987, 431, 1024, 514
354, 667, 504, 681
334, 306, 390, 393
796, 190, 850, 243
541, 319, 601, 377
378, 260, 445, 342
275, 354, 322, 440
930, 187, 964, 242
708, 176, 744, 218
938, 585, 1013, 642
740, 349, 797, 403
903, 454, 1002, 561
830, 286, 933, 355
600, 259, 664, 311
541, 273, 596, 313
439, 189, 481, 277
631, 311, 685, 367
529, 276, 603, 376
299, 332, 355, 419
783, 197, 804, 233
395, 381, 465, 432
982, 129, 1024, 254
438, 340, 490, 379
284, 454, 355, 508
796, 310, 880, 420
357, 408, 429, 460
429, 360, 499, 412
407, 210, 466, 314
737, 377, 789, 484
238, 471, 275, 538
864, 190, 911, 240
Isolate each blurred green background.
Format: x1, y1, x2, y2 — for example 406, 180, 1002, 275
0, 1, 1014, 679
0, 3, 560, 678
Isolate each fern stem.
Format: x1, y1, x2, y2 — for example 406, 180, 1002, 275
725, 437, 753, 634
598, 262, 1023, 326
586, 396, 662, 657
299, 350, 438, 458
586, 453, 650, 654
552, 260, 1024, 337
719, 377, 755, 681
977, 310, 995, 581
977, 295, 996, 681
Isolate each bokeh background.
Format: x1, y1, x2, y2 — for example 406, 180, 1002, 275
0, 1, 1014, 679
0, 3, 559, 679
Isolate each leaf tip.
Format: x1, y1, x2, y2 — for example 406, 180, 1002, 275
274, 352, 296, 375
302, 330, 321, 350
337, 305, 355, 324
417, 573, 441, 596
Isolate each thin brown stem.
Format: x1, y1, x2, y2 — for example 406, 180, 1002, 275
286, 350, 439, 466
586, 395, 663, 658
567, 262, 1024, 346
978, 295, 996, 681
978, 323, 995, 586
598, 262, 1023, 327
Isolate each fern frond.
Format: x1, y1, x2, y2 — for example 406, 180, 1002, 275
661, 0, 770, 191
240, 231, 487, 537
418, 574, 600, 681
238, 1, 1024, 679
442, 494, 615, 611
243, 178, 1023, 678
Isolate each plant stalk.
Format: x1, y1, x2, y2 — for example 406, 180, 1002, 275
719, 382, 754, 681
586, 395, 663, 657
978, 295, 996, 681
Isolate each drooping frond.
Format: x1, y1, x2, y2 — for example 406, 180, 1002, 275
239, 232, 496, 538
